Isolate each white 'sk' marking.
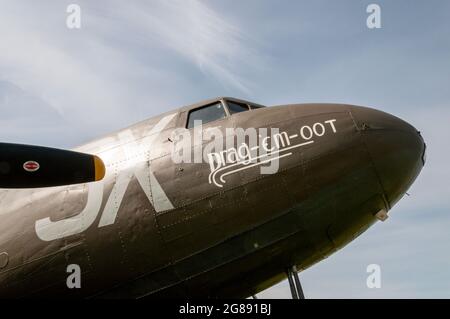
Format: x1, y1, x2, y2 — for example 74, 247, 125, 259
35, 182, 104, 242
35, 114, 176, 241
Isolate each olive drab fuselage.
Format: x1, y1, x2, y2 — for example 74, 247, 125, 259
0, 97, 425, 298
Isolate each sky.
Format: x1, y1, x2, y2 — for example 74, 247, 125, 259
0, 0, 449, 298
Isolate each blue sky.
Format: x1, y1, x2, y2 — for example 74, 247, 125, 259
0, 1, 449, 298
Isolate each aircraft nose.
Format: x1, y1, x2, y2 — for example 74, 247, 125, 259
351, 106, 426, 208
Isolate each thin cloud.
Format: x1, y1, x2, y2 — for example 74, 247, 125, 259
124, 0, 256, 94
0, 0, 260, 144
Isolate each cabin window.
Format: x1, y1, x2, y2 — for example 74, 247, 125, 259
227, 101, 250, 114
187, 102, 226, 129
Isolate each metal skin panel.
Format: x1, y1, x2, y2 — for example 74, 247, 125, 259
0, 98, 425, 298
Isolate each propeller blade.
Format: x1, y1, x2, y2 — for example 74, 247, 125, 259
0, 143, 105, 188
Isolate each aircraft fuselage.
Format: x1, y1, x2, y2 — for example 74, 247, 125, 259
0, 98, 425, 298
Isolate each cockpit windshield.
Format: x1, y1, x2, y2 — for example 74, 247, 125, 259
187, 102, 227, 129
185, 98, 265, 129
227, 101, 250, 114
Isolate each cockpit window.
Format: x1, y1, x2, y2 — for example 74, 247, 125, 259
187, 102, 226, 129
227, 101, 250, 114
